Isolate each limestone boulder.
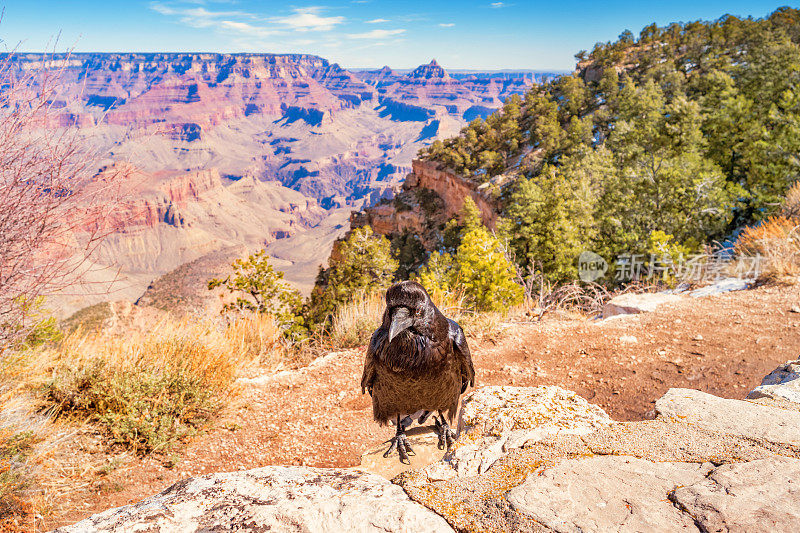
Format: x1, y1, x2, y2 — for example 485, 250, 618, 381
507, 455, 713, 532
688, 277, 750, 297
57, 466, 454, 533
427, 386, 612, 480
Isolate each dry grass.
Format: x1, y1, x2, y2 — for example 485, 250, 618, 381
0, 313, 283, 527
735, 216, 800, 282
0, 391, 62, 530
426, 286, 506, 342
329, 292, 383, 348
222, 313, 284, 370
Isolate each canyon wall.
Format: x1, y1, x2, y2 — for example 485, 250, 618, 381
8, 53, 538, 316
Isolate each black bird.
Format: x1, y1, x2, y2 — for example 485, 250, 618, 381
361, 280, 475, 463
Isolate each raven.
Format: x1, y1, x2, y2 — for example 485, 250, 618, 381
361, 280, 475, 464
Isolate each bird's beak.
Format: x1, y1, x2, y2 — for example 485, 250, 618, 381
389, 307, 413, 343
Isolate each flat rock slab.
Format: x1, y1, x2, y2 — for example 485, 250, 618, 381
358, 426, 445, 480
655, 388, 800, 447
582, 418, 800, 463
57, 466, 454, 533
602, 293, 683, 318
671, 456, 800, 533
747, 359, 800, 405
507, 455, 712, 532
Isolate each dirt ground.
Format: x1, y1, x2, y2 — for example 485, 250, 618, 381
51, 283, 800, 529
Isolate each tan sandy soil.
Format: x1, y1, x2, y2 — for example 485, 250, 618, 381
49, 283, 800, 528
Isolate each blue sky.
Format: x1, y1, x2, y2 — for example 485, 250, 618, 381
0, 1, 795, 70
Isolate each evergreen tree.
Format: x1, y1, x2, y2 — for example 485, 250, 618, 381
310, 226, 398, 323
208, 250, 306, 337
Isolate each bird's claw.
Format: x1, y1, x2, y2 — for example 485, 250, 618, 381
383, 433, 415, 464
434, 417, 456, 451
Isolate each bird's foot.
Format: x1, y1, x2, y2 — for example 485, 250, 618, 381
383, 428, 416, 464
434, 416, 456, 451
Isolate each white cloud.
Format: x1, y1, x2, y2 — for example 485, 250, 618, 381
217, 20, 278, 37
366, 18, 389, 23
347, 28, 405, 39
270, 7, 344, 32
149, 3, 252, 26
150, 3, 344, 38
490, 2, 506, 7
438, 23, 455, 27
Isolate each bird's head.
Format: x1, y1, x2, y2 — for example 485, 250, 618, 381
384, 280, 434, 343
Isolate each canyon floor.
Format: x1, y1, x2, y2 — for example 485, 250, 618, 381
51, 282, 800, 529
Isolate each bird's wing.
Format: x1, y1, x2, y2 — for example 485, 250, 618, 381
448, 319, 475, 393
361, 328, 383, 395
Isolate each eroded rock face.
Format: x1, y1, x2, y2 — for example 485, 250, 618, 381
747, 359, 800, 404
57, 467, 454, 533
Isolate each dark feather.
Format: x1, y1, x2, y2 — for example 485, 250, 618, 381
361, 281, 475, 425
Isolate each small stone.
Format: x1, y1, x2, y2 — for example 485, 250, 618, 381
692, 334, 703, 341
619, 335, 638, 344
790, 304, 800, 313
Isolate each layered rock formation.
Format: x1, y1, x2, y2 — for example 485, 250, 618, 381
356, 60, 535, 121
6, 53, 540, 315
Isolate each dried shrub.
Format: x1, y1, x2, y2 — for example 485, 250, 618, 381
735, 216, 800, 281
25, 318, 260, 454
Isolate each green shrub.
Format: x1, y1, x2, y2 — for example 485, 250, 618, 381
208, 250, 307, 340
417, 208, 523, 313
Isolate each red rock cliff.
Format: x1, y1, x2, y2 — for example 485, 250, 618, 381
350, 159, 498, 250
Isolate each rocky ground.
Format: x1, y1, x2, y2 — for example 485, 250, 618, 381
51, 282, 800, 529
58, 367, 800, 532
